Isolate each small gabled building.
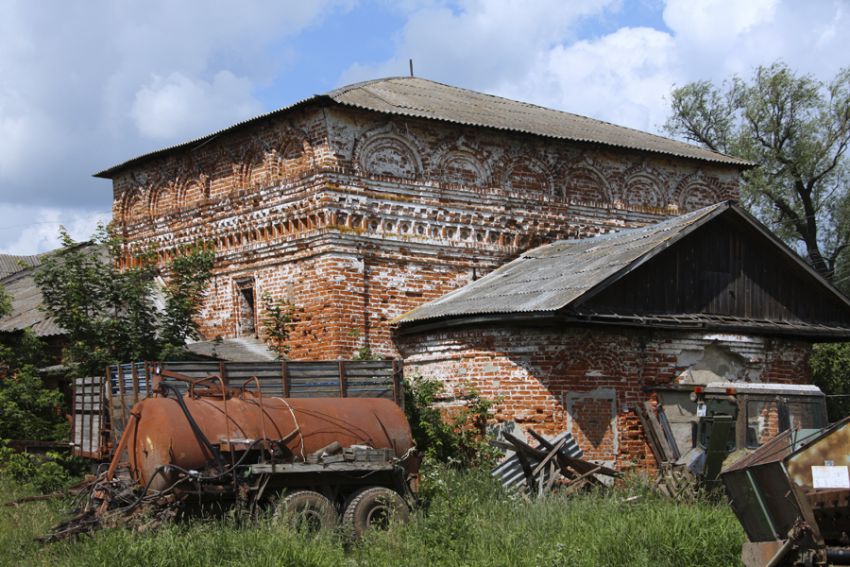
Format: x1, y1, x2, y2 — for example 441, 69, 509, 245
393, 201, 850, 470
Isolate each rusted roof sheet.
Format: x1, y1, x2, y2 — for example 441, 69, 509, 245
396, 202, 728, 325
95, 77, 749, 178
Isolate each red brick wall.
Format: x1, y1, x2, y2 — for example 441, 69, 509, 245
109, 104, 741, 359
395, 326, 812, 471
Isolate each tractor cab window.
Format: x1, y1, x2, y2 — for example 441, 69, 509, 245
746, 400, 781, 448
746, 397, 827, 448
786, 400, 827, 430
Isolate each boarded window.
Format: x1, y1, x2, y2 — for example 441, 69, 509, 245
566, 389, 617, 462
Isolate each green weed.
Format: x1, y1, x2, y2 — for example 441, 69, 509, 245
0, 469, 745, 567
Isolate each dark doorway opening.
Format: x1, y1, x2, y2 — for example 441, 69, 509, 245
237, 282, 256, 337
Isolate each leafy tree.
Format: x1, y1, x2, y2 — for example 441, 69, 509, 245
0, 286, 45, 373
35, 227, 215, 375
34, 227, 159, 377
404, 376, 500, 468
665, 62, 850, 286
0, 285, 10, 319
0, 329, 46, 375
158, 244, 215, 359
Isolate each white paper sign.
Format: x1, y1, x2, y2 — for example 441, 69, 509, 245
812, 466, 850, 489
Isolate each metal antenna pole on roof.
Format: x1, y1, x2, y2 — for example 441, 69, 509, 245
409, 59, 414, 77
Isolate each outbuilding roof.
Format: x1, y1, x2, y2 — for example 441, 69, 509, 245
397, 203, 727, 324
0, 262, 64, 338
0, 243, 101, 339
95, 76, 749, 178
394, 201, 850, 338
0, 253, 42, 279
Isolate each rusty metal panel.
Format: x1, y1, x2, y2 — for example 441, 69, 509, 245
787, 421, 850, 489
90, 360, 402, 460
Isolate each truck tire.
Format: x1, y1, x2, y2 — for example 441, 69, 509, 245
276, 490, 337, 532
342, 487, 409, 538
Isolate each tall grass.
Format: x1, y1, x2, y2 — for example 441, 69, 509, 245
0, 469, 745, 567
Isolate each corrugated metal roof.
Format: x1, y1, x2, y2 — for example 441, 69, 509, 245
397, 200, 850, 329
0, 267, 64, 337
328, 78, 749, 166
0, 243, 102, 338
395, 202, 729, 325
95, 77, 749, 178
185, 337, 278, 362
0, 253, 42, 279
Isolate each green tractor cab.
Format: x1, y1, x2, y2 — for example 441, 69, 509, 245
649, 383, 828, 483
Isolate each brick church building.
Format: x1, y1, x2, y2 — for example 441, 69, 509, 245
98, 77, 747, 360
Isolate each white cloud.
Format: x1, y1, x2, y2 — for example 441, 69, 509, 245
131, 71, 263, 140
495, 27, 677, 131
0, 205, 110, 255
663, 0, 779, 47
0, 0, 345, 234
341, 0, 618, 88
1, 0, 847, 254
344, 0, 850, 135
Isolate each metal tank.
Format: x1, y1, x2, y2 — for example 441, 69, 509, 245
124, 383, 415, 491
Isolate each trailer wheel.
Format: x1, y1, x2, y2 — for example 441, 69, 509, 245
343, 487, 409, 538
275, 490, 337, 533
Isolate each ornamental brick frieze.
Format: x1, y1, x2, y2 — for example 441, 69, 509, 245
619, 162, 671, 210
352, 122, 426, 180
676, 170, 734, 211
329, 111, 740, 213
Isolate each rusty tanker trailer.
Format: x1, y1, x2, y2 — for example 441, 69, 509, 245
58, 370, 421, 540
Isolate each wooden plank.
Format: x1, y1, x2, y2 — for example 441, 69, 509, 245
117, 365, 127, 427
87, 376, 94, 460
343, 368, 394, 377
635, 402, 671, 464
392, 359, 400, 406
71, 378, 79, 455
97, 376, 105, 459
131, 364, 140, 406
282, 361, 290, 398
219, 362, 228, 387
288, 390, 337, 398
339, 361, 347, 397
531, 437, 568, 478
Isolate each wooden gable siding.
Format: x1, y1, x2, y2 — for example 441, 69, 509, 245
578, 214, 850, 328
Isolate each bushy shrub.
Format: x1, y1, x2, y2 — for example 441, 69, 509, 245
404, 376, 501, 468
0, 443, 75, 493
0, 366, 68, 441
811, 342, 850, 421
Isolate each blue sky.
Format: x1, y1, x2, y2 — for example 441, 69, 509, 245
0, 0, 847, 254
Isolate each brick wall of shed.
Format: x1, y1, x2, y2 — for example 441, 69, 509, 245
109, 104, 741, 359
395, 326, 812, 471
